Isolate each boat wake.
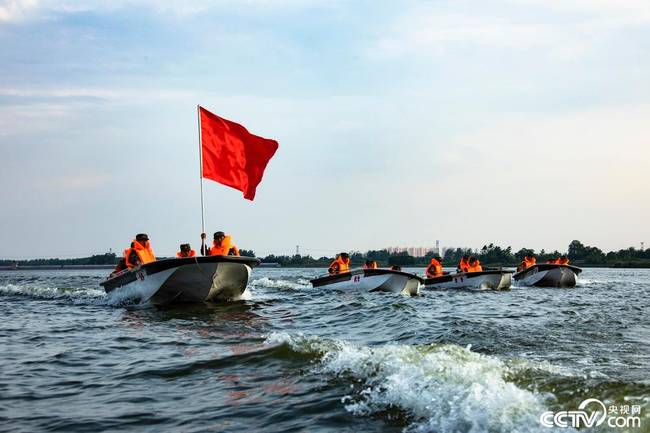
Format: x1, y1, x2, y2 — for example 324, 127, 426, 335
249, 277, 311, 290
265, 332, 572, 433
0, 283, 105, 301
0, 283, 142, 307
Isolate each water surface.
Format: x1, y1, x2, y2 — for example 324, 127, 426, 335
1, 268, 648, 432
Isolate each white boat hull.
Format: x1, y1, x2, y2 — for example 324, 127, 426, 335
101, 256, 259, 305
424, 270, 512, 291
513, 264, 582, 288
311, 269, 422, 295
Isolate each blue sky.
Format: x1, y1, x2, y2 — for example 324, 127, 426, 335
1, 0, 649, 258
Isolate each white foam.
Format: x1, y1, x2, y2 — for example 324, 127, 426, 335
249, 277, 310, 290
266, 332, 566, 433
0, 283, 105, 301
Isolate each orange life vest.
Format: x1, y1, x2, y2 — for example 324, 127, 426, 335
176, 250, 196, 258
125, 240, 156, 268
363, 261, 378, 270
426, 258, 444, 278
522, 256, 536, 269
467, 260, 483, 273
458, 258, 470, 273
557, 257, 569, 265
329, 257, 350, 274
210, 235, 240, 256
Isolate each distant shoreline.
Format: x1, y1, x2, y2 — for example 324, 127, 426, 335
1, 263, 649, 271
0, 265, 115, 271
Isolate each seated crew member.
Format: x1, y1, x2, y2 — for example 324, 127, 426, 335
328, 252, 351, 275
125, 233, 156, 269
425, 256, 444, 278
201, 232, 240, 256
390, 265, 402, 271
457, 255, 470, 273
557, 255, 569, 265
120, 242, 134, 267
467, 256, 483, 272
518, 254, 536, 272
109, 257, 128, 277
363, 259, 378, 270
176, 243, 196, 258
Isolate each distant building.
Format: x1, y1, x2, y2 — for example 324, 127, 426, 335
385, 246, 435, 257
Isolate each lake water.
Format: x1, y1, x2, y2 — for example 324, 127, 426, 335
1, 267, 648, 432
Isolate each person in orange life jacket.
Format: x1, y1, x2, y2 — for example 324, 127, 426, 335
425, 256, 444, 278
328, 252, 351, 275
112, 242, 134, 275
363, 259, 378, 270
457, 255, 470, 273
109, 257, 128, 277
176, 243, 196, 258
125, 234, 156, 269
557, 255, 570, 265
467, 256, 483, 272
201, 231, 240, 256
518, 254, 536, 272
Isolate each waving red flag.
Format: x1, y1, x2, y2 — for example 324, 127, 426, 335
199, 106, 278, 200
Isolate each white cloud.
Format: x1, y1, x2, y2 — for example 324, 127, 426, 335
375, 12, 556, 55
0, 0, 344, 22
510, 0, 650, 21
0, 85, 195, 101
0, 0, 37, 22
372, 0, 650, 59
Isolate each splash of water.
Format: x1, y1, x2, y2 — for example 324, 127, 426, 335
249, 277, 310, 290
266, 332, 572, 433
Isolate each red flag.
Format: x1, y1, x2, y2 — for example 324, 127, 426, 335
199, 106, 278, 200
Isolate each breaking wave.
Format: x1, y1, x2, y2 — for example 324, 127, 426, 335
265, 332, 570, 433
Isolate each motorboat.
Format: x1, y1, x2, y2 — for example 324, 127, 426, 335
423, 270, 512, 291
512, 264, 582, 288
310, 268, 422, 295
100, 255, 260, 305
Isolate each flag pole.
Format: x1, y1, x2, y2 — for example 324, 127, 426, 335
197, 104, 206, 253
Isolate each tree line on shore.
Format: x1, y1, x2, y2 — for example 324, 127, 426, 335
257, 240, 650, 268
2, 240, 649, 268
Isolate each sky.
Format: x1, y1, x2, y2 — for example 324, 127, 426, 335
1, 0, 649, 259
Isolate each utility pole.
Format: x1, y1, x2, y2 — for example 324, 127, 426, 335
296, 245, 300, 256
